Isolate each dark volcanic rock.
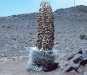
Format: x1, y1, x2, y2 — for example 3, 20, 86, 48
66, 66, 79, 72
63, 50, 87, 72
80, 60, 87, 66
44, 63, 58, 72
73, 57, 82, 63
77, 50, 83, 54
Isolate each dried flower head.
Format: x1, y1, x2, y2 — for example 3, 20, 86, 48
36, 1, 54, 50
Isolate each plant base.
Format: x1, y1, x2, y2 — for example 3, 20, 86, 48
27, 47, 58, 72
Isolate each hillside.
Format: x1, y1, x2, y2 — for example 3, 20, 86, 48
0, 5, 87, 75
0, 5, 87, 60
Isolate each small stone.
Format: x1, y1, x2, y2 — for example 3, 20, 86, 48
77, 50, 83, 54
68, 54, 75, 61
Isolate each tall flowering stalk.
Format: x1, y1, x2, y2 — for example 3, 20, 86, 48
36, 1, 54, 50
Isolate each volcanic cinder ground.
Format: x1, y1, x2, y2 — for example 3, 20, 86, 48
0, 5, 87, 75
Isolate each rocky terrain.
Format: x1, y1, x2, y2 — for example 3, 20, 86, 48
0, 5, 87, 75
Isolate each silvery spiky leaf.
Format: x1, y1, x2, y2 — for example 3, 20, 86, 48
27, 47, 57, 71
